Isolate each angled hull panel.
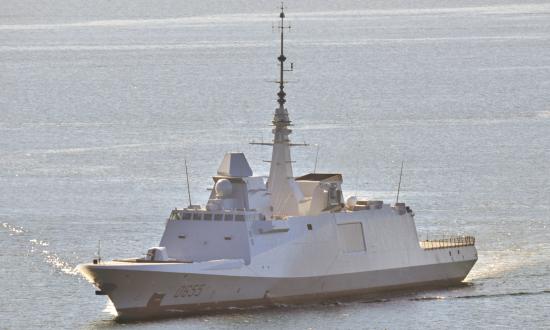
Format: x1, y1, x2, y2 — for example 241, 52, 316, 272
81, 259, 475, 320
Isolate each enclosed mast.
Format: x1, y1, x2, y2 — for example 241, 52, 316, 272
267, 6, 303, 217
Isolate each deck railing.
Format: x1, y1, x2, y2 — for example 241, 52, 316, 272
419, 236, 475, 250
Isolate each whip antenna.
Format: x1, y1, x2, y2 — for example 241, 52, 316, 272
313, 144, 320, 173
97, 240, 101, 264
396, 161, 404, 204
184, 159, 192, 207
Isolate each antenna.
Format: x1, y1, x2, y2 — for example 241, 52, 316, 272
184, 159, 192, 207
276, 2, 292, 109
313, 144, 320, 173
97, 240, 101, 264
396, 161, 404, 204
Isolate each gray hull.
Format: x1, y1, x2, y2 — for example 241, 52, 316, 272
82, 259, 476, 320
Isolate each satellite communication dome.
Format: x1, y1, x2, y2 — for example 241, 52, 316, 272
346, 196, 358, 208
215, 179, 233, 198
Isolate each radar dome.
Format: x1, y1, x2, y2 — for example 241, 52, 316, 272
215, 179, 232, 198
346, 196, 357, 209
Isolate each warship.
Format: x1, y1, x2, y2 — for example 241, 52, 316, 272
78, 7, 477, 320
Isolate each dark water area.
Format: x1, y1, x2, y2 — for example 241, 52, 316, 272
1, 1, 549, 329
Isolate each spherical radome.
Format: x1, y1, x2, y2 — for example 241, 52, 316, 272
215, 179, 232, 197
346, 196, 357, 208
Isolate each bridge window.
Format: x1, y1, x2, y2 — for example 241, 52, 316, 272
193, 213, 202, 220
182, 213, 192, 220
203, 213, 212, 221
224, 214, 234, 221
214, 214, 223, 221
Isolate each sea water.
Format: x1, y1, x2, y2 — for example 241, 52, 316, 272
1, 1, 549, 328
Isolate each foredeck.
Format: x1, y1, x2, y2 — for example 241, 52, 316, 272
419, 236, 475, 250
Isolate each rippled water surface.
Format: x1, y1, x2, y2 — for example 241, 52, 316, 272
1, 1, 549, 329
